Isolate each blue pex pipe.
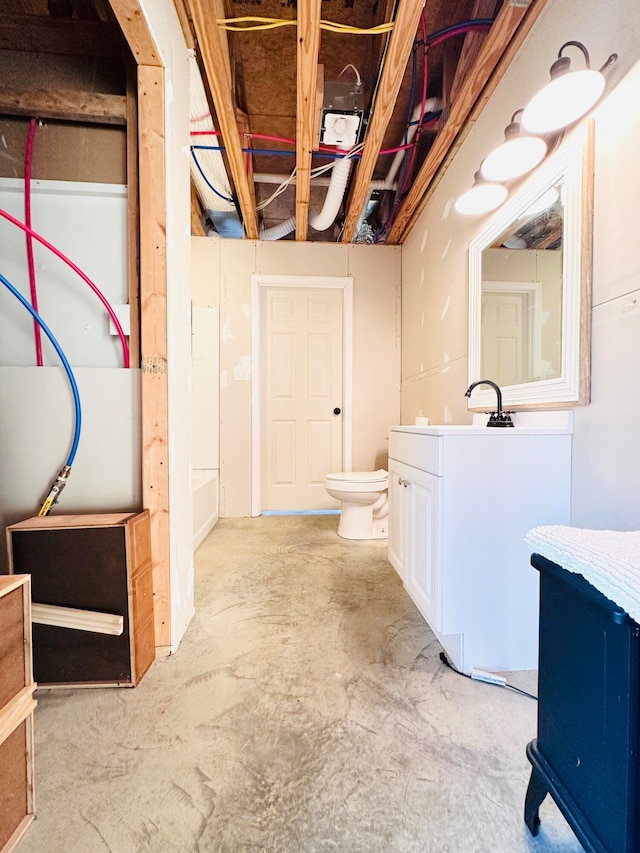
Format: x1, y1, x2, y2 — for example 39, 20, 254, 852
0, 271, 82, 466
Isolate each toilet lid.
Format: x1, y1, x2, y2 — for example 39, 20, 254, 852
325, 469, 388, 484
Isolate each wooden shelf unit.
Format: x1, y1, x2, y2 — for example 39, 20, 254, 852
0, 575, 36, 853
6, 511, 155, 688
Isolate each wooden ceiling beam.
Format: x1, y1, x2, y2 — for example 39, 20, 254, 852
387, 0, 550, 244
449, 0, 499, 105
185, 0, 258, 239
191, 183, 207, 236
0, 87, 126, 124
108, 0, 162, 66
0, 14, 123, 58
295, 0, 321, 241
342, 0, 427, 244
171, 0, 196, 51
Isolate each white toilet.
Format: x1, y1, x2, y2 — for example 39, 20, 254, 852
324, 469, 389, 540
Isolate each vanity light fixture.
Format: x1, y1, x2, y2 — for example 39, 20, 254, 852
454, 171, 508, 216
480, 110, 548, 182
521, 41, 617, 134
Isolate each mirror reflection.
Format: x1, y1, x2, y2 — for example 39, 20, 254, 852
480, 181, 564, 387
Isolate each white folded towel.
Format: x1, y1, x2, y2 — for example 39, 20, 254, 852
524, 525, 640, 624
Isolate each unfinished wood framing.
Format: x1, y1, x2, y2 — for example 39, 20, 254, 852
578, 119, 595, 406
387, 0, 550, 243
108, 0, 162, 66
0, 688, 37, 749
186, 0, 258, 238
0, 576, 35, 853
137, 64, 170, 648
126, 59, 141, 367
191, 183, 207, 236
295, 0, 322, 242
342, 0, 427, 243
171, 0, 196, 51
235, 108, 255, 201
0, 88, 127, 125
449, 0, 499, 104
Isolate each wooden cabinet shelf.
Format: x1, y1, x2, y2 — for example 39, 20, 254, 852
6, 512, 155, 688
0, 575, 35, 853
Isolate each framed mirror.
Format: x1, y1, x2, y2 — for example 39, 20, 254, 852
468, 121, 594, 409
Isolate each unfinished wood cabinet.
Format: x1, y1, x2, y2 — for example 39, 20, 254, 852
0, 575, 36, 853
6, 511, 154, 688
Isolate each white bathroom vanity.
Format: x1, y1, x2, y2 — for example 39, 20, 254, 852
388, 417, 572, 674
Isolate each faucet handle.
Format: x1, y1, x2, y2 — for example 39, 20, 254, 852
486, 410, 515, 428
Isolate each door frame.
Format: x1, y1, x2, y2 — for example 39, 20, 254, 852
251, 274, 353, 517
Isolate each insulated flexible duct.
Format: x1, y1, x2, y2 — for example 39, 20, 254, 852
259, 150, 353, 240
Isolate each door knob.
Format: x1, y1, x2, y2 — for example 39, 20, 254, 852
333, 407, 341, 415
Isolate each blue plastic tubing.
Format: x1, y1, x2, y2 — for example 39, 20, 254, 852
0, 271, 81, 466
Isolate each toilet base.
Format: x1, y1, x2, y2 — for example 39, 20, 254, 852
337, 500, 388, 540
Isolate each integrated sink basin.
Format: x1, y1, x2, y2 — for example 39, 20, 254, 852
390, 410, 573, 436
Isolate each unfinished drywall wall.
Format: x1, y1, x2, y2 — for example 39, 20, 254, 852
210, 239, 400, 517
191, 237, 220, 545
401, 0, 640, 530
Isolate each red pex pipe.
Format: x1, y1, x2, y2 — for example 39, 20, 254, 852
24, 118, 43, 366
0, 208, 130, 368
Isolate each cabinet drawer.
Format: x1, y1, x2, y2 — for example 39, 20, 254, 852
389, 431, 442, 475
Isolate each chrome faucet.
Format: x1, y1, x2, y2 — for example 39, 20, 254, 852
465, 379, 514, 428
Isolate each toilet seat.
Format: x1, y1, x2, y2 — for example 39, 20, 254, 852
325, 469, 387, 487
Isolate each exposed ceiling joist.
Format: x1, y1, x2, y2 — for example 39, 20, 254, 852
449, 0, 499, 104
387, 0, 550, 244
295, 0, 321, 242
0, 87, 126, 124
342, 0, 427, 244
0, 14, 122, 58
186, 0, 258, 239
171, 0, 195, 51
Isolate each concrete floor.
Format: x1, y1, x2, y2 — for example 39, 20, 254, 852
19, 516, 584, 852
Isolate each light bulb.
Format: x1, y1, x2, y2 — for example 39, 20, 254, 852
481, 135, 547, 182
455, 180, 507, 216
522, 69, 605, 134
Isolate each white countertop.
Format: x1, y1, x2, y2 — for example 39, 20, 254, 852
389, 411, 573, 436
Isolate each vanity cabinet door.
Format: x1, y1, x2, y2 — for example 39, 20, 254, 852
405, 467, 442, 634
388, 462, 408, 582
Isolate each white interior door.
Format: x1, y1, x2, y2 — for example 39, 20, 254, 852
261, 287, 343, 510
481, 290, 529, 386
